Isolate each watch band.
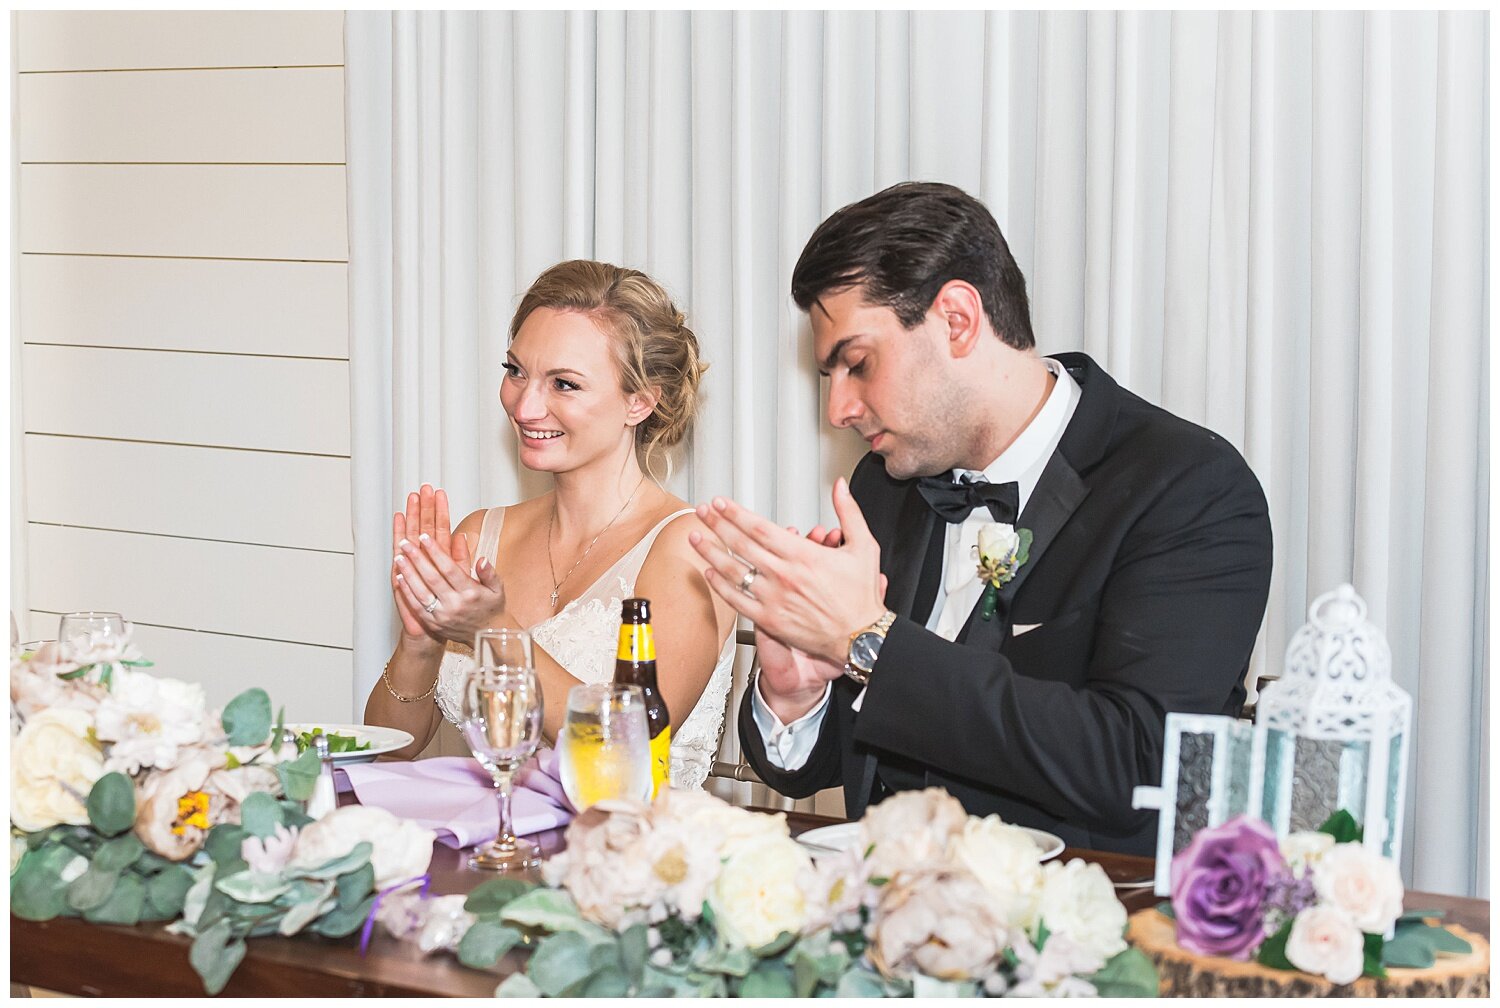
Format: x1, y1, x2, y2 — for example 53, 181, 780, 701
844, 609, 897, 685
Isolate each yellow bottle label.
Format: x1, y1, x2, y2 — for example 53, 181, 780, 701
649, 726, 671, 797
616, 622, 656, 663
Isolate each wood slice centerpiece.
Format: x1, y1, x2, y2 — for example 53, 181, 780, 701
1127, 909, 1490, 998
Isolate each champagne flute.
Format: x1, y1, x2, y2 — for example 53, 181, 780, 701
57, 611, 125, 661
558, 683, 653, 811
459, 629, 543, 871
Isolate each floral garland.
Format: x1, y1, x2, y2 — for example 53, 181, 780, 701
1168, 811, 1472, 984
9, 635, 436, 994
449, 788, 1158, 998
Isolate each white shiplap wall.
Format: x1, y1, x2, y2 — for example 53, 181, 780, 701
15, 12, 354, 721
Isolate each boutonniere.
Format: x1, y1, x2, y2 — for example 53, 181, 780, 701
973, 522, 1033, 621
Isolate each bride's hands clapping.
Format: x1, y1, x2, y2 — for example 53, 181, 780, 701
391, 485, 509, 647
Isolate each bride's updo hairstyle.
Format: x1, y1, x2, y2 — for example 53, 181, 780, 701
510, 260, 706, 479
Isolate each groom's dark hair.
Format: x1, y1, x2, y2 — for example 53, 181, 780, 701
790, 181, 1034, 351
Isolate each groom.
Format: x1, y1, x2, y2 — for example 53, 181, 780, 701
690, 182, 1273, 856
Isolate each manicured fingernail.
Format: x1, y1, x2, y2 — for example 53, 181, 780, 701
712, 497, 727, 510
395, 555, 408, 566
688, 531, 700, 545
418, 533, 431, 543
398, 538, 410, 547
396, 573, 404, 582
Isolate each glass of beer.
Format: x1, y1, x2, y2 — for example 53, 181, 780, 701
558, 683, 652, 811
460, 629, 544, 871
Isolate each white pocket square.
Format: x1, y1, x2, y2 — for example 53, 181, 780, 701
1012, 622, 1043, 636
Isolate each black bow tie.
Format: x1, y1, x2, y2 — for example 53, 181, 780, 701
916, 476, 1020, 525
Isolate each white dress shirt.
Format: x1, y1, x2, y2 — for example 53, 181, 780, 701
751, 358, 1081, 771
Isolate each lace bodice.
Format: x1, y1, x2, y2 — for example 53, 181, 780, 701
435, 507, 734, 791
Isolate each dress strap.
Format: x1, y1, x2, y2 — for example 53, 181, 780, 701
474, 506, 506, 571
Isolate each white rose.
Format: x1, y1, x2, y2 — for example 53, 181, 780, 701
11, 707, 106, 832
1284, 905, 1365, 985
1311, 842, 1404, 934
978, 523, 1020, 562
1280, 831, 1335, 876
95, 669, 211, 775
708, 833, 812, 949
1034, 858, 1127, 963
948, 815, 1044, 930
291, 805, 435, 889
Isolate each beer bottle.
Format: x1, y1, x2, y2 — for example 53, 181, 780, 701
613, 597, 671, 796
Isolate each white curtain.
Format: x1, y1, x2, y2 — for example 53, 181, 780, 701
346, 11, 1489, 896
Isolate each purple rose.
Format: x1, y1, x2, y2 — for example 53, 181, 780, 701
1171, 815, 1286, 959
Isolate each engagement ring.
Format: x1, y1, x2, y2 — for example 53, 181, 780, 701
423, 595, 441, 615
738, 566, 759, 598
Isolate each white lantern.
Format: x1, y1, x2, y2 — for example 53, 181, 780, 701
1257, 583, 1411, 861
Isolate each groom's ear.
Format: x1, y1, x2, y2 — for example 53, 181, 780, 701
930, 280, 985, 360
625, 386, 661, 427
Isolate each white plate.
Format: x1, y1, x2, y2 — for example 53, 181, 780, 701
797, 821, 1064, 862
282, 723, 413, 763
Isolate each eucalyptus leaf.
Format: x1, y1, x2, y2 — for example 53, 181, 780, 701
215, 869, 292, 904
314, 893, 376, 938
495, 973, 542, 998
204, 824, 250, 870
278, 881, 336, 935
191, 921, 248, 996
86, 773, 136, 837
582, 965, 631, 998
222, 688, 273, 746
334, 862, 375, 910
501, 887, 610, 943
1090, 947, 1160, 997
66, 865, 121, 912
276, 748, 321, 802
912, 974, 976, 997
82, 872, 145, 926
835, 967, 888, 998
527, 931, 598, 997
751, 931, 797, 957
145, 864, 196, 918
179, 863, 217, 928
298, 841, 372, 880
619, 923, 649, 984
239, 791, 283, 839
695, 944, 754, 978
459, 921, 524, 969
11, 846, 73, 920
465, 877, 537, 916
93, 833, 145, 874
1381, 930, 1437, 969
739, 960, 796, 998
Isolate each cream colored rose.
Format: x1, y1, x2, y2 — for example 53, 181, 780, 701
978, 523, 1020, 562
948, 815, 1044, 929
1034, 858, 1127, 962
859, 788, 968, 880
1311, 842, 1404, 934
1280, 831, 1336, 876
870, 868, 1009, 981
291, 805, 434, 889
541, 803, 664, 928
11, 707, 106, 832
708, 833, 812, 949
1285, 905, 1364, 985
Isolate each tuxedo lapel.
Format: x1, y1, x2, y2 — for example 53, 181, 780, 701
881, 486, 940, 622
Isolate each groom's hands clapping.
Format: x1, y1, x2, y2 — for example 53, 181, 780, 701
689, 477, 888, 690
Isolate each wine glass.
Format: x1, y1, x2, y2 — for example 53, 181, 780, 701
57, 611, 125, 661
557, 683, 653, 811
459, 629, 544, 871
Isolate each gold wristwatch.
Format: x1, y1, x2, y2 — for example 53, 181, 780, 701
844, 610, 897, 685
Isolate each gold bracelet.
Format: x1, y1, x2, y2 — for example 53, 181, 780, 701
382, 661, 438, 703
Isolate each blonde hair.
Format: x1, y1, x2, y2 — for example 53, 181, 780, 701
510, 260, 706, 479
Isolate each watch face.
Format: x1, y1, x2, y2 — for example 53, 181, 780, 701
850, 631, 883, 672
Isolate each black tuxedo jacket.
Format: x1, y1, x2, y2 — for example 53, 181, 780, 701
739, 352, 1273, 855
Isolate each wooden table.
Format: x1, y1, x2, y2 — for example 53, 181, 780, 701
11, 812, 1490, 997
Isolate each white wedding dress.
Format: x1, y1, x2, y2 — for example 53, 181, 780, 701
434, 507, 735, 791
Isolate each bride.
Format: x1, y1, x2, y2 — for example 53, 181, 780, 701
365, 260, 737, 790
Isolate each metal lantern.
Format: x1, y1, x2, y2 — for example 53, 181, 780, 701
1133, 583, 1411, 896
1257, 583, 1411, 862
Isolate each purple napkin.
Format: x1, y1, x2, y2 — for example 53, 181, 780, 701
335, 749, 574, 848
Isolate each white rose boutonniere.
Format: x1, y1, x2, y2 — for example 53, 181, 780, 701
974, 522, 1033, 621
